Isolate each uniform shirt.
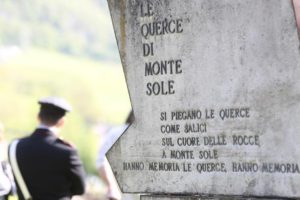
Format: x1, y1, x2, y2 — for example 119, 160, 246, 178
14, 128, 85, 200
96, 125, 128, 168
96, 124, 128, 200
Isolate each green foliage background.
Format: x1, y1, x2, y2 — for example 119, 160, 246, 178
0, 0, 116, 61
0, 0, 131, 174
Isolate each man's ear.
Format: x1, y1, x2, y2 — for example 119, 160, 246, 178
37, 114, 41, 122
56, 117, 65, 128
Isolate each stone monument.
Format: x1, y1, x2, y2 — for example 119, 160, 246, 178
107, 0, 300, 199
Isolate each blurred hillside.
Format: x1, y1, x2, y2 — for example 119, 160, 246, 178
0, 0, 117, 61
0, 48, 131, 173
0, 0, 131, 175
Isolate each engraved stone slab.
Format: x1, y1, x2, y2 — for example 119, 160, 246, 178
107, 0, 300, 198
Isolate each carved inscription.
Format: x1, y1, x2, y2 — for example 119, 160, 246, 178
141, 2, 184, 96
123, 105, 300, 174
121, 0, 300, 177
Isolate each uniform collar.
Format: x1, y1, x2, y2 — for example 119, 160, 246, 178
32, 128, 58, 144
37, 124, 59, 136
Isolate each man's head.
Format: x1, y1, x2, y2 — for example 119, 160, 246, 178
38, 97, 72, 127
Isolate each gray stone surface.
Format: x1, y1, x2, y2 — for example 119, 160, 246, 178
107, 0, 300, 198
141, 195, 291, 200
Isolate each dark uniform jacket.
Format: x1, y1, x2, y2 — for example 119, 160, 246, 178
12, 128, 85, 200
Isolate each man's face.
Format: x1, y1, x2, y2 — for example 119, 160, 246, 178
294, 0, 300, 31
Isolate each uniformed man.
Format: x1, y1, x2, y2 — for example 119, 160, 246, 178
9, 97, 86, 200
